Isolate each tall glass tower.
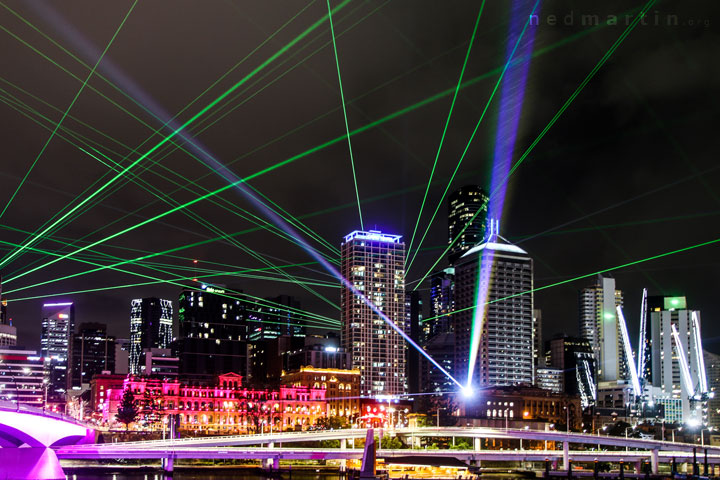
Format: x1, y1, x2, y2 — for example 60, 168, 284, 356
448, 185, 488, 265
41, 301, 75, 399
129, 297, 173, 375
578, 274, 625, 382
453, 232, 534, 388
341, 230, 407, 396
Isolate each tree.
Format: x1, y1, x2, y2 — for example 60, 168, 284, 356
115, 388, 139, 431
316, 415, 348, 430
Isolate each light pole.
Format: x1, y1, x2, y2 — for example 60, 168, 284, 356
625, 426, 635, 452
436, 407, 446, 428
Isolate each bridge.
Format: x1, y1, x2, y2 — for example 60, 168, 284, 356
56, 427, 720, 475
0, 401, 93, 480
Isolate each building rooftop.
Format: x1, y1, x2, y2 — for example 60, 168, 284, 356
461, 240, 527, 258
343, 230, 402, 244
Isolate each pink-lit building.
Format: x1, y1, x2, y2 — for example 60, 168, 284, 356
92, 372, 327, 432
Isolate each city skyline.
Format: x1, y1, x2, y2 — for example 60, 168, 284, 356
0, 0, 717, 359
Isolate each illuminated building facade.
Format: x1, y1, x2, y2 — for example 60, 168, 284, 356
129, 297, 173, 375
454, 235, 534, 388
0, 348, 44, 407
578, 274, 626, 382
341, 230, 407, 397
536, 367, 563, 393
281, 367, 360, 419
94, 372, 326, 432
177, 285, 248, 382
463, 386, 582, 431
72, 323, 115, 388
649, 296, 707, 424
448, 185, 488, 264
41, 301, 75, 400
0, 324, 17, 347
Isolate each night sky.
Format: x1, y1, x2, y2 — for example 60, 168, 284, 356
1, 1, 718, 354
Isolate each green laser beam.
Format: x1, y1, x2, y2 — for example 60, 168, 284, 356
500, 0, 658, 194
0, 86, 342, 289
406, 0, 485, 264
0, 0, 353, 270
326, 0, 363, 229
406, 0, 533, 273
412, 0, 655, 291
2, 5, 618, 282
3, 5, 338, 262
420, 235, 720, 325
0, 0, 137, 220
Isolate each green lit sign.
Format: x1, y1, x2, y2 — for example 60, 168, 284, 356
664, 296, 686, 310
204, 286, 225, 294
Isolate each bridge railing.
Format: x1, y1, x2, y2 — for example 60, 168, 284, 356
0, 400, 90, 428
87, 427, 368, 448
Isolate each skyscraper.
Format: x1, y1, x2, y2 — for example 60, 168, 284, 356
704, 350, 720, 430
405, 290, 423, 394
649, 296, 707, 424
129, 297, 173, 375
71, 323, 116, 388
448, 185, 488, 264
578, 274, 626, 382
532, 309, 543, 371
41, 301, 75, 399
176, 285, 248, 382
247, 295, 306, 341
427, 267, 454, 339
454, 229, 534, 388
341, 230, 407, 397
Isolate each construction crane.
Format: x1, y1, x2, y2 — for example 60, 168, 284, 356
670, 317, 712, 404
636, 288, 649, 384
616, 305, 642, 397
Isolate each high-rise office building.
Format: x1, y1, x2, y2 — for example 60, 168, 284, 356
547, 335, 596, 407
454, 229, 534, 388
41, 301, 75, 399
71, 323, 116, 388
448, 185, 488, 264
129, 297, 173, 375
532, 309, 543, 371
704, 350, 720, 430
649, 296, 707, 424
0, 348, 44, 407
341, 230, 407, 397
247, 295, 306, 341
427, 267, 454, 339
578, 274, 626, 382
176, 285, 248, 382
405, 290, 423, 394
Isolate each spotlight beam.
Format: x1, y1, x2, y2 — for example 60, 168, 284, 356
406, 0, 486, 263
0, 0, 353, 269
